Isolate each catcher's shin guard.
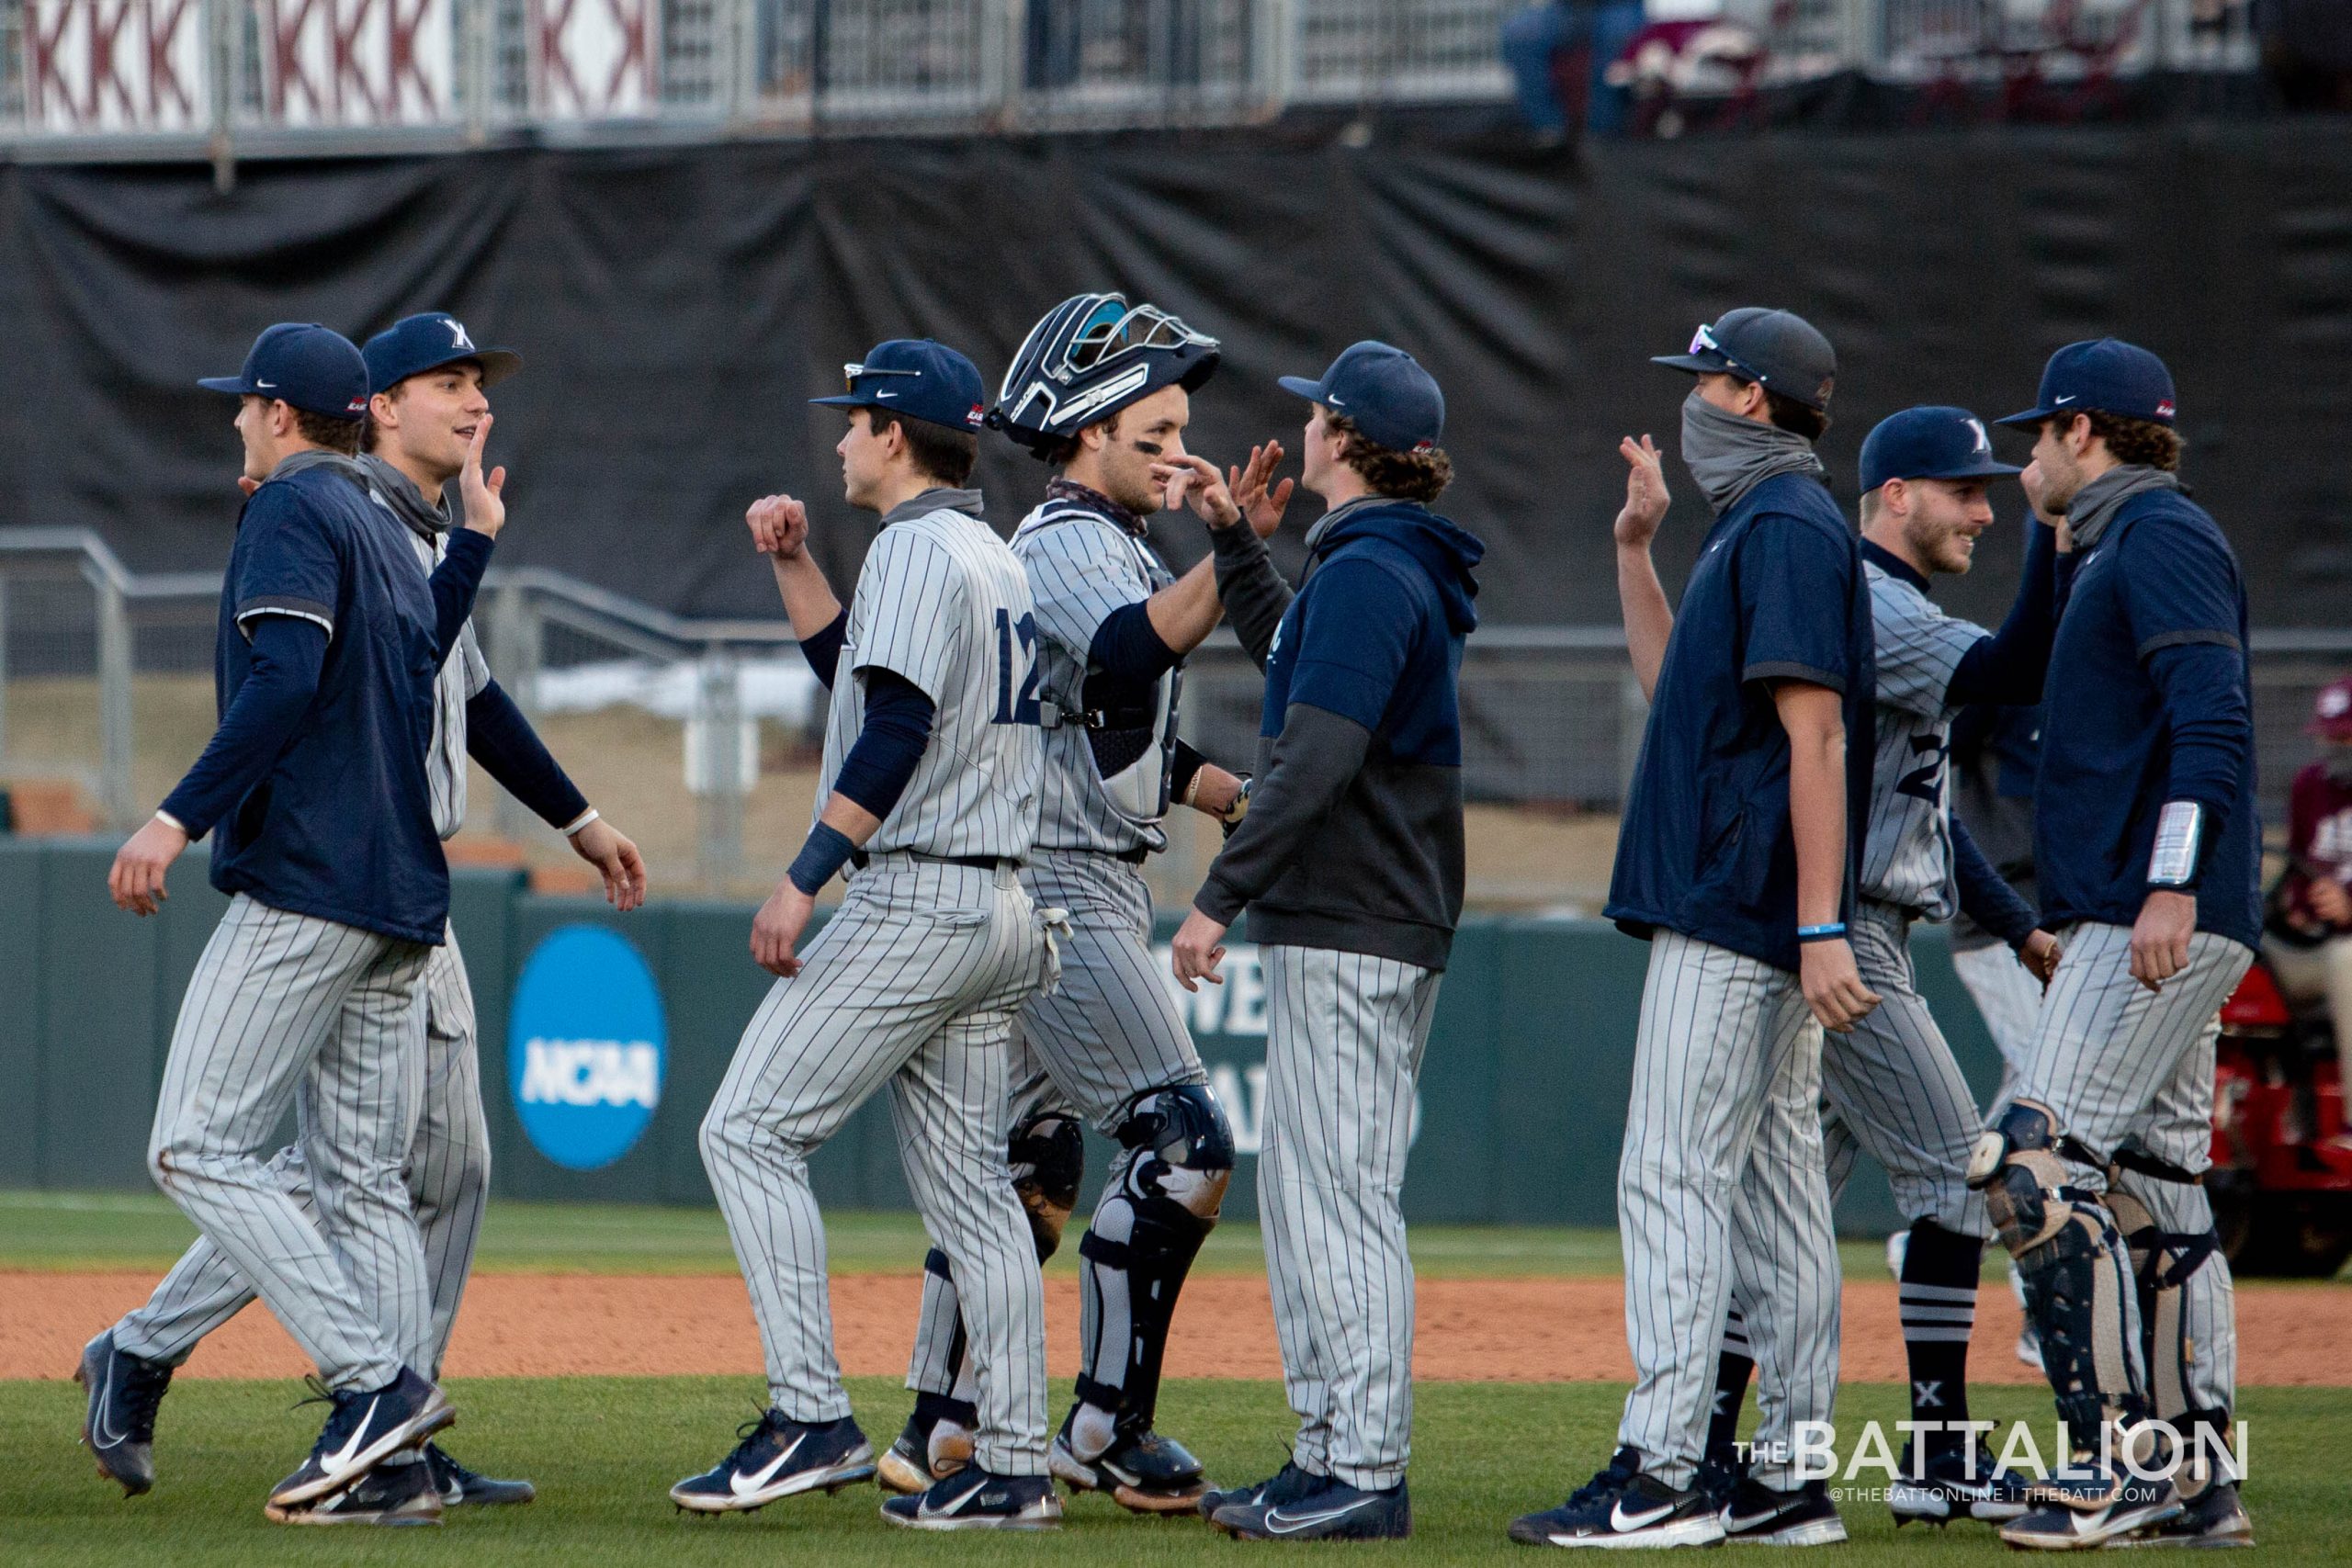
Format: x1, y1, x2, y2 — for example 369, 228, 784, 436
1070, 1085, 1232, 1455
1968, 1101, 2150, 1456
1011, 1107, 1086, 1263
2105, 1138, 2229, 1487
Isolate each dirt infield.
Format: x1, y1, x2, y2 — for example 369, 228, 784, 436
7, 1271, 2350, 1385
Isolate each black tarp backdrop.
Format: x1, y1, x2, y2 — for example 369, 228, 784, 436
2, 120, 2347, 628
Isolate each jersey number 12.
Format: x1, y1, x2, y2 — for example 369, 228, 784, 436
993, 608, 1043, 726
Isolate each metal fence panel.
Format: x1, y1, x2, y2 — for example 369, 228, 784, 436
6, 532, 2346, 908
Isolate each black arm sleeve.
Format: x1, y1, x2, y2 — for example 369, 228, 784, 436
831, 668, 935, 819
1946, 520, 2060, 706
429, 528, 496, 662
2147, 640, 2253, 886
1171, 739, 1210, 802
1951, 814, 2040, 949
159, 616, 327, 839
466, 679, 591, 830
1208, 523, 1295, 671
1088, 601, 1182, 683
798, 609, 849, 690
1195, 703, 1371, 924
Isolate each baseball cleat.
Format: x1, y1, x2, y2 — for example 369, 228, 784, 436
267, 1368, 454, 1510
879, 1468, 1062, 1530
1720, 1476, 1847, 1546
1048, 1413, 1209, 1513
1220, 1474, 1410, 1541
266, 1456, 443, 1526
2000, 1468, 2181, 1551
2109, 1480, 2253, 1549
425, 1441, 535, 1506
1508, 1449, 1724, 1548
1887, 1439, 2030, 1525
1201, 1459, 1320, 1526
76, 1331, 173, 1497
670, 1411, 875, 1513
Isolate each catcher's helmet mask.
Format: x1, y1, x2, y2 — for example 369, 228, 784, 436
990, 294, 1220, 459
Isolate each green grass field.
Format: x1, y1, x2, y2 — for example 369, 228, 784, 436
6, 1191, 2342, 1562
6, 1379, 2344, 1564
0, 1190, 1988, 1281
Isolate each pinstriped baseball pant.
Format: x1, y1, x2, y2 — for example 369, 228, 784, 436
1815, 901, 1989, 1237
144, 896, 434, 1393
118, 933, 488, 1380
700, 857, 1057, 1474
1616, 931, 1839, 1491
1952, 940, 2046, 1093
905, 848, 1208, 1404
1259, 944, 1442, 1493
1992, 921, 2252, 1421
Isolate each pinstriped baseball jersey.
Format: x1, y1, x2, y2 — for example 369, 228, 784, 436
819, 498, 1040, 859
397, 521, 491, 840
1860, 560, 1986, 918
1011, 500, 1174, 854
359, 456, 490, 841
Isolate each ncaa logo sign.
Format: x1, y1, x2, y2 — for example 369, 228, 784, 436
508, 925, 666, 1171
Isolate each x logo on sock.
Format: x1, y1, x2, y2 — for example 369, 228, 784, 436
1913, 1380, 1943, 1408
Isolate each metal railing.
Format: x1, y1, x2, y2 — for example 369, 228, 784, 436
1, 0, 2261, 155
6, 526, 2346, 908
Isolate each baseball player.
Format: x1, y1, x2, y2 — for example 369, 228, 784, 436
1949, 695, 2050, 1371
1697, 406, 2071, 1530
674, 339, 1063, 1531
1510, 308, 1871, 1550
82, 314, 646, 1525
2262, 678, 2352, 1103
1171, 340, 1484, 1544
873, 295, 1280, 1515
1972, 340, 2259, 1550
91, 324, 492, 1516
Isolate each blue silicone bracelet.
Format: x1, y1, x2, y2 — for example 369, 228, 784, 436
1796, 922, 1847, 942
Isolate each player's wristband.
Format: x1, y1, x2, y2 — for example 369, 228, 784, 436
787, 823, 857, 897
153, 809, 188, 836
1796, 922, 1848, 944
561, 807, 600, 838
2146, 800, 2208, 890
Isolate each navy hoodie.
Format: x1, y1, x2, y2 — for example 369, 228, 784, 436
1199, 497, 1484, 970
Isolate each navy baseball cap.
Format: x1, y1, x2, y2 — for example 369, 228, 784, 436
1859, 406, 2022, 493
1652, 307, 1838, 412
1277, 341, 1444, 452
198, 323, 368, 421
362, 312, 521, 397
811, 339, 987, 434
1997, 338, 2177, 428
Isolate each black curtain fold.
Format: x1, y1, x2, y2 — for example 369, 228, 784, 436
3, 122, 2346, 626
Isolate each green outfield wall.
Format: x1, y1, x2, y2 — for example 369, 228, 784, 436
0, 839, 2014, 1235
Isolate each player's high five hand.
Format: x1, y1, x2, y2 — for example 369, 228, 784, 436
458, 412, 507, 538
1150, 454, 1243, 528
747, 494, 810, 559
1614, 434, 1669, 551
1227, 441, 1294, 539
